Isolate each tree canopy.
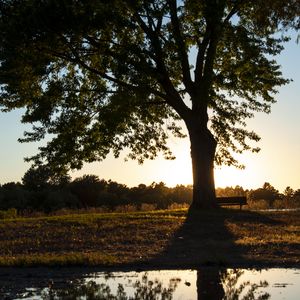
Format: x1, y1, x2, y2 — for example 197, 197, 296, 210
1, 0, 299, 208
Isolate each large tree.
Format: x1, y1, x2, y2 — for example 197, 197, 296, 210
0, 0, 299, 209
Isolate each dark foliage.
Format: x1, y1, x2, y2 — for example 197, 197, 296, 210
0, 176, 299, 215
1, 0, 299, 208
0, 176, 193, 213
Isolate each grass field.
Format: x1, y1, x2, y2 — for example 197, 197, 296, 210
0, 208, 299, 268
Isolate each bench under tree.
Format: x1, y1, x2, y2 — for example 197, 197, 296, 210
217, 196, 247, 210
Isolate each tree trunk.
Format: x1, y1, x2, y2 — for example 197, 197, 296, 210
187, 122, 218, 209
196, 269, 225, 299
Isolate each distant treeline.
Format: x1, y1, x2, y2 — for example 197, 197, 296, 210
0, 172, 299, 214
0, 174, 193, 213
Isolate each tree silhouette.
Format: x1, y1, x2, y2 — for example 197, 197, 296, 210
1, 1, 299, 208
70, 175, 106, 208
22, 165, 71, 191
248, 182, 280, 207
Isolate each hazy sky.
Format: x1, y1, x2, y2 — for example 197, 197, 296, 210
0, 34, 299, 192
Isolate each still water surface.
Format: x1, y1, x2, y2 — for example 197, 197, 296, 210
1, 268, 299, 299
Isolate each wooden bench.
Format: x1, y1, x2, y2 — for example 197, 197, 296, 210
217, 196, 247, 210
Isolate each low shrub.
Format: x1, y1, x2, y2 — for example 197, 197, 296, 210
0, 208, 18, 219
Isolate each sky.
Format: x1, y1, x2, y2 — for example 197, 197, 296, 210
0, 35, 299, 192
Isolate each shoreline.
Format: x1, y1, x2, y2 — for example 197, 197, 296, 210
0, 260, 300, 274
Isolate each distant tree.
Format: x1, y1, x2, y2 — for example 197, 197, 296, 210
170, 184, 193, 205
283, 186, 294, 198
293, 189, 300, 206
262, 182, 280, 195
248, 182, 280, 207
42, 189, 79, 213
281, 186, 300, 208
107, 180, 128, 198
143, 182, 171, 209
0, 182, 28, 210
1, 182, 22, 190
70, 175, 106, 207
216, 185, 246, 197
294, 189, 300, 197
22, 166, 48, 191
22, 165, 71, 191
1, 1, 299, 209
129, 184, 148, 209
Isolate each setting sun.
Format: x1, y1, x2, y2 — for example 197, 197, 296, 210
215, 166, 251, 189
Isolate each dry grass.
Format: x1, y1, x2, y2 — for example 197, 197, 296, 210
0, 209, 299, 268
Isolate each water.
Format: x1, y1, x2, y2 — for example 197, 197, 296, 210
0, 268, 299, 299
255, 208, 300, 212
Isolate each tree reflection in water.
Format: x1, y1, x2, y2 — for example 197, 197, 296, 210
42, 274, 181, 300
196, 268, 225, 299
220, 269, 270, 300
10, 269, 270, 300
196, 268, 270, 300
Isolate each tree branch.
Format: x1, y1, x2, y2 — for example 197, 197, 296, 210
194, 26, 211, 83
147, 100, 167, 105
167, 0, 194, 93
195, 2, 226, 101
223, 1, 241, 24
202, 27, 219, 88
42, 41, 168, 102
132, 10, 191, 120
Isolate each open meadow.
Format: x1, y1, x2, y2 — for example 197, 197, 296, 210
0, 208, 299, 268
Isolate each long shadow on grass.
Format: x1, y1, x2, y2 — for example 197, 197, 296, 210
135, 208, 283, 299
130, 209, 278, 300
148, 208, 283, 269
0, 209, 281, 299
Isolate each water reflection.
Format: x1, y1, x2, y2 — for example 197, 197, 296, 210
42, 274, 181, 299
1, 268, 299, 299
197, 268, 225, 299
220, 269, 270, 300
